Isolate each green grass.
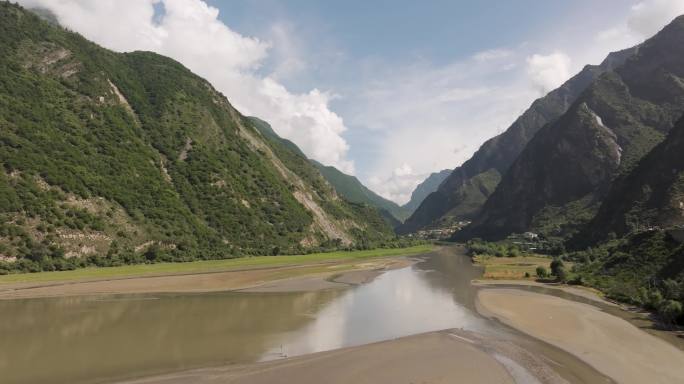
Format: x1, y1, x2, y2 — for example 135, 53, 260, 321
473, 254, 555, 279
0, 245, 435, 285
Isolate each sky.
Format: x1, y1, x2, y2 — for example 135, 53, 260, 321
17, 0, 684, 204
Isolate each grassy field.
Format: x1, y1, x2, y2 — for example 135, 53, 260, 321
473, 255, 564, 280
0, 245, 435, 285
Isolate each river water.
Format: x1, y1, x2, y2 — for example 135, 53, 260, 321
0, 246, 606, 384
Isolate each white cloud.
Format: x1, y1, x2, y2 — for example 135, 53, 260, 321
267, 22, 308, 81
525, 52, 571, 95
18, 0, 354, 173
393, 163, 413, 177
345, 53, 536, 204
628, 0, 684, 37
595, 0, 684, 54
473, 48, 512, 62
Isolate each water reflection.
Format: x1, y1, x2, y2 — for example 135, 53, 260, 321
0, 247, 486, 384
266, 263, 484, 359
0, 290, 343, 384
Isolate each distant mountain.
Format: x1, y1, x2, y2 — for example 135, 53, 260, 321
247, 117, 409, 224
571, 113, 684, 247
402, 169, 451, 214
247, 116, 307, 158
311, 161, 410, 223
0, 2, 392, 268
462, 15, 684, 240
397, 46, 637, 235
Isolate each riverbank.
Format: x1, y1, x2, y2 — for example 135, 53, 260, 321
477, 288, 684, 384
0, 246, 430, 299
116, 329, 569, 384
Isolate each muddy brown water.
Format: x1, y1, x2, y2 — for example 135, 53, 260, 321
0, 246, 610, 384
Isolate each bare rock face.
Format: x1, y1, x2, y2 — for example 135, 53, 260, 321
460, 15, 684, 240
398, 45, 638, 234
573, 115, 684, 246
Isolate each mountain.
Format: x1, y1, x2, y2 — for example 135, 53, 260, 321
402, 169, 451, 214
397, 46, 637, 234
462, 15, 684, 240
571, 113, 684, 247
247, 116, 307, 158
0, 2, 393, 268
247, 116, 410, 224
311, 160, 410, 223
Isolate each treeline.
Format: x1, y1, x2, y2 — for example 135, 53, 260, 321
567, 231, 684, 325
0, 236, 428, 275
466, 239, 524, 257
466, 232, 684, 325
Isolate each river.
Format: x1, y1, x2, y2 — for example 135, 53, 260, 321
0, 246, 607, 384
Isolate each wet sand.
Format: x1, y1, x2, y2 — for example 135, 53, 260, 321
116, 329, 569, 384
477, 288, 684, 384
472, 279, 616, 306
0, 257, 414, 299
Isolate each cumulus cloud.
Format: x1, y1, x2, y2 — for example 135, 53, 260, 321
596, 0, 684, 53
628, 0, 684, 37
18, 0, 354, 173
344, 52, 536, 204
525, 52, 571, 95
367, 165, 427, 205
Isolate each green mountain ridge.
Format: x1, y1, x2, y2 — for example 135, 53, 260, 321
462, 15, 684, 241
311, 160, 410, 223
0, 2, 393, 271
397, 45, 638, 234
247, 116, 410, 224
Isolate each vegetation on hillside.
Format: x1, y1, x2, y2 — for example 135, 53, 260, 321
566, 231, 684, 325
464, 15, 684, 241
0, 3, 396, 274
399, 46, 637, 235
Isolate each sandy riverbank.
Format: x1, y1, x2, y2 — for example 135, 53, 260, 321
116, 329, 571, 384
472, 279, 615, 306
477, 288, 684, 384
0, 257, 414, 299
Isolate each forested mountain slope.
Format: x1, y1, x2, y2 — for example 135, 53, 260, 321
0, 3, 392, 270
572, 114, 684, 247
397, 46, 637, 234
311, 161, 409, 223
463, 15, 684, 240
248, 116, 409, 224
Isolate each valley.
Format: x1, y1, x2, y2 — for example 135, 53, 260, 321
2, 1, 684, 383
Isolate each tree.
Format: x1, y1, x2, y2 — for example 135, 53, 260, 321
550, 258, 565, 277
662, 279, 681, 300
658, 300, 683, 325
556, 266, 568, 283
536, 266, 548, 278
144, 243, 161, 262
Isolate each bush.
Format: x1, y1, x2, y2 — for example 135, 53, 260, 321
555, 266, 568, 282
550, 258, 565, 277
658, 300, 683, 325
536, 266, 548, 278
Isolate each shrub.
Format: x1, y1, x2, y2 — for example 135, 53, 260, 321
658, 300, 683, 325
536, 266, 548, 278
550, 258, 565, 277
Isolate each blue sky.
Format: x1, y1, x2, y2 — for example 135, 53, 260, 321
20, 0, 684, 203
